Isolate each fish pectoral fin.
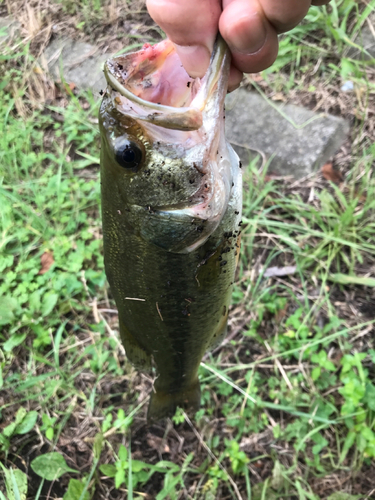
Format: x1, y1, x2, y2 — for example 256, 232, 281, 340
207, 314, 228, 351
119, 320, 152, 371
147, 379, 201, 422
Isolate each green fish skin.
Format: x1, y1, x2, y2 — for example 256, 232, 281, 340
99, 36, 242, 421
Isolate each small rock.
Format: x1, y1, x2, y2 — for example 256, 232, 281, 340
225, 89, 349, 178
341, 81, 354, 92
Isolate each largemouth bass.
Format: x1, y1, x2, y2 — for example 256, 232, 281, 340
99, 35, 242, 421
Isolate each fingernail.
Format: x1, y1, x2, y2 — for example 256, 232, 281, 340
173, 44, 211, 78
228, 13, 267, 55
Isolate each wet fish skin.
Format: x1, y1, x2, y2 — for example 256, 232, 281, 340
99, 36, 242, 420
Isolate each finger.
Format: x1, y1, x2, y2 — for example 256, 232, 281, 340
146, 0, 221, 77
247, 0, 312, 33
228, 65, 243, 92
220, 0, 279, 75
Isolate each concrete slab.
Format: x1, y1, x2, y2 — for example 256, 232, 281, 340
43, 38, 108, 94
225, 89, 349, 178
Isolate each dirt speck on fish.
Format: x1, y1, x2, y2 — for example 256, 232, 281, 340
99, 36, 242, 421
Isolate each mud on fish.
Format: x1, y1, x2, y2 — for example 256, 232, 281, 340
99, 35, 242, 421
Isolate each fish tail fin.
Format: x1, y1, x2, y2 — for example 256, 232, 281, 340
147, 379, 201, 422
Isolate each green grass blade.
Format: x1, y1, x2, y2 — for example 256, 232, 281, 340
328, 273, 375, 287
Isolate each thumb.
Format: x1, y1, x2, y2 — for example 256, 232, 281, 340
146, 0, 221, 77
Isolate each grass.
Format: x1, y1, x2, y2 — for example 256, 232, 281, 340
264, 0, 375, 86
1, 0, 375, 499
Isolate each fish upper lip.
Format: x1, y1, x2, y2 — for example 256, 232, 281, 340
104, 60, 184, 115
104, 64, 204, 131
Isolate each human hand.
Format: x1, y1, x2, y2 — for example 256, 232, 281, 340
146, 0, 331, 91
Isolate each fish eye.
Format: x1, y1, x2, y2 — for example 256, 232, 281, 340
114, 139, 144, 171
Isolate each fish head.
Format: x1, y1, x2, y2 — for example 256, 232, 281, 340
100, 37, 237, 253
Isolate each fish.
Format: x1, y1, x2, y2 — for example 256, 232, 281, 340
99, 35, 242, 421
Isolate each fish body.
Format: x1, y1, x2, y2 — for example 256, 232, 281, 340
99, 36, 242, 420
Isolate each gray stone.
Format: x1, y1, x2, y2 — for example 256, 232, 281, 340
43, 38, 108, 94
0, 16, 21, 43
225, 89, 349, 178
349, 14, 375, 60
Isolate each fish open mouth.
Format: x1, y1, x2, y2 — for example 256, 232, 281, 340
107, 40, 197, 107
103, 36, 230, 131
